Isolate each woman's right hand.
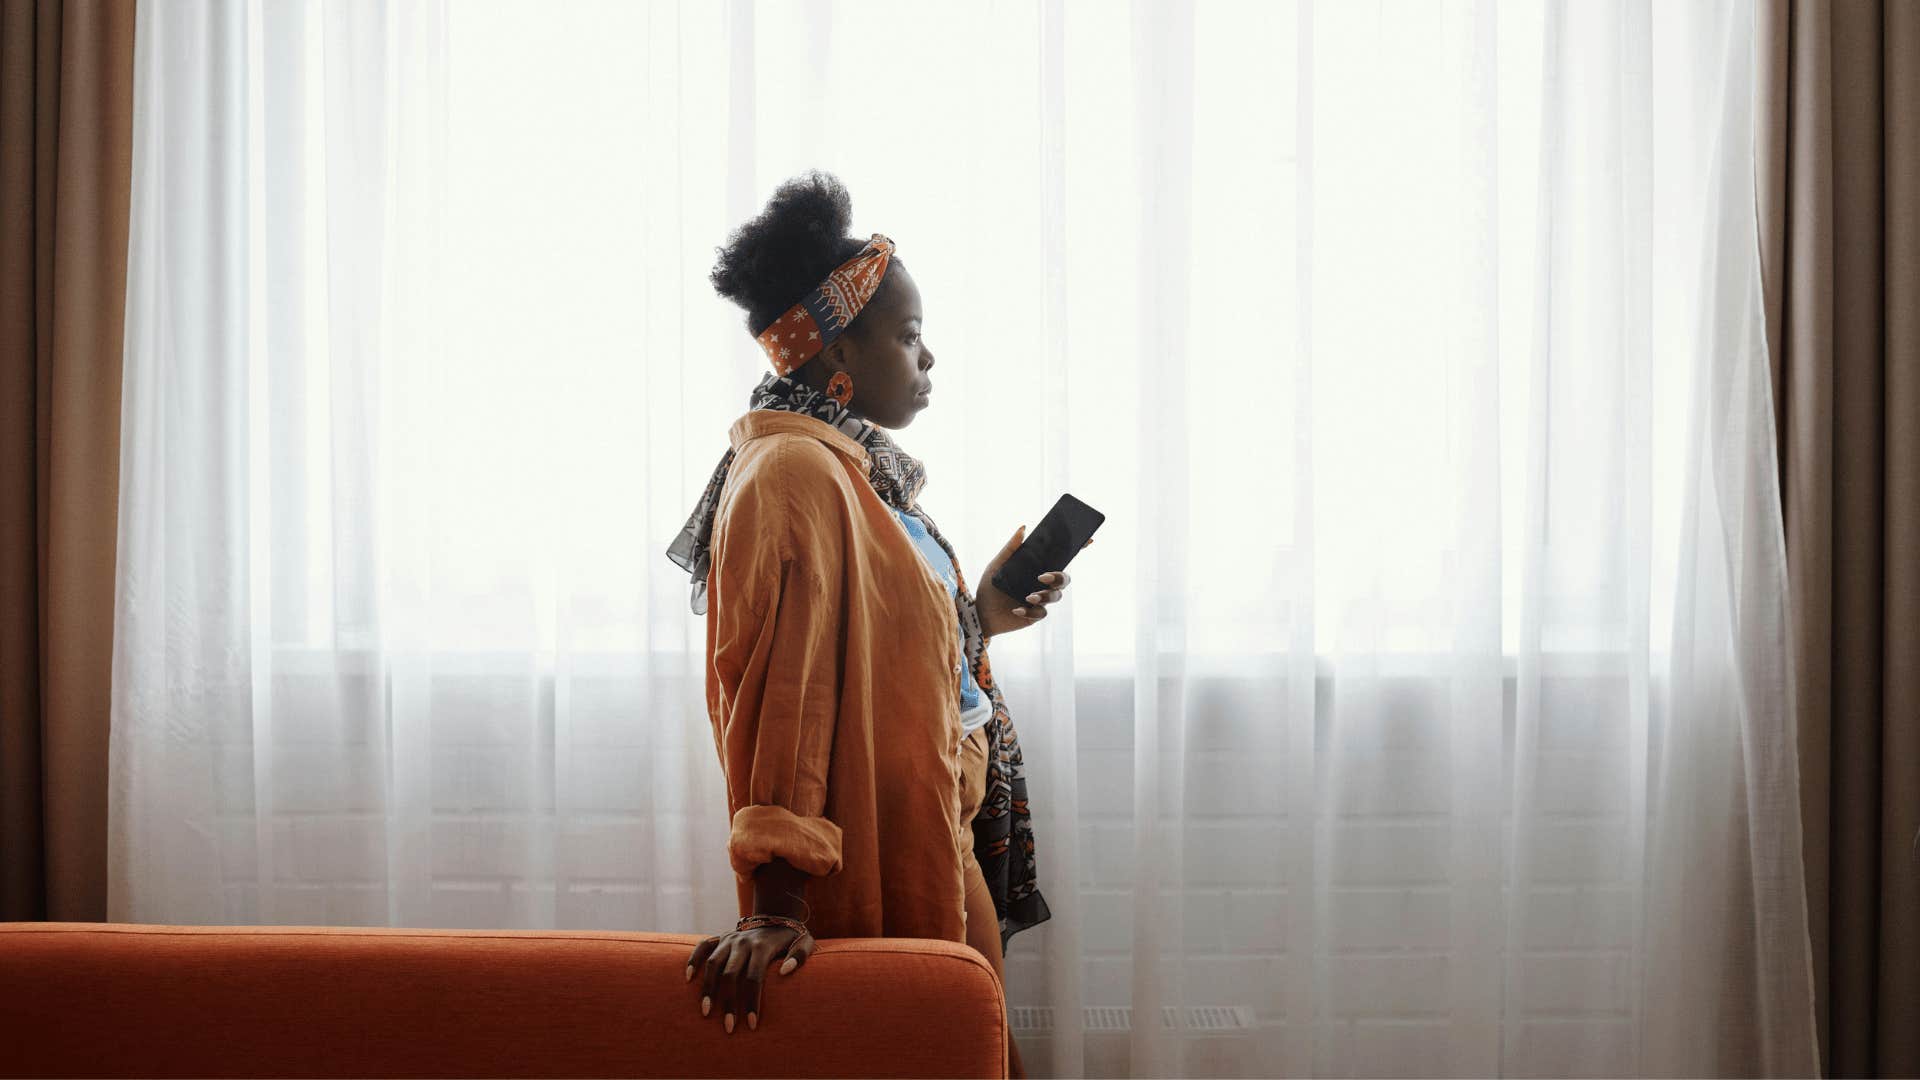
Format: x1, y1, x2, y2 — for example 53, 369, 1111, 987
685, 922, 816, 1033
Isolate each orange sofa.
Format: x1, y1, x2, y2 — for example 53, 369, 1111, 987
0, 922, 1009, 1078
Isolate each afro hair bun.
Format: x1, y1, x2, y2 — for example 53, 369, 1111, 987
709, 169, 895, 339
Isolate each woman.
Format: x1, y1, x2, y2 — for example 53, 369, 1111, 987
665, 171, 1081, 1075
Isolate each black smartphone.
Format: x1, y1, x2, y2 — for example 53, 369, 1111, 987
991, 493, 1105, 601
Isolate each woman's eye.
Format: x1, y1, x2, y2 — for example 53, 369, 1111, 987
906, 333, 920, 345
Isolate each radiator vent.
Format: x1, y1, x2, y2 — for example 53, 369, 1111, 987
1008, 1004, 1255, 1035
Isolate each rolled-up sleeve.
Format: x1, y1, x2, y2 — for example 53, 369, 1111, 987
707, 446, 847, 882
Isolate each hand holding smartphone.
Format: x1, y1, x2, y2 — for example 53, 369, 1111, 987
990, 493, 1105, 602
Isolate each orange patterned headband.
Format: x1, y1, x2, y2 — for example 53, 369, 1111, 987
755, 233, 896, 376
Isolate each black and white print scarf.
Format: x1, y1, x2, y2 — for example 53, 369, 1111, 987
667, 371, 1053, 951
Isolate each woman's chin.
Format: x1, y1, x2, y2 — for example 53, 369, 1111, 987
866, 392, 930, 428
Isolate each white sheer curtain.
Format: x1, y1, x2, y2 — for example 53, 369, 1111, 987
112, 0, 1816, 1076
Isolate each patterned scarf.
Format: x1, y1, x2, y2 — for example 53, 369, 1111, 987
667, 371, 1053, 951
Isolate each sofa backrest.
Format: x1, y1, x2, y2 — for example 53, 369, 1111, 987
0, 922, 1007, 1078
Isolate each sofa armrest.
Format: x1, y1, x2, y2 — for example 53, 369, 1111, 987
0, 922, 1007, 1079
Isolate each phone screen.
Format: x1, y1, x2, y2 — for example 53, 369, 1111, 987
991, 493, 1105, 601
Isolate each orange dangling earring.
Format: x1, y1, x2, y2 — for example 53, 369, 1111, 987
826, 370, 854, 407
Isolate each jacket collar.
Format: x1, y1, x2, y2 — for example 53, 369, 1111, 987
728, 410, 872, 472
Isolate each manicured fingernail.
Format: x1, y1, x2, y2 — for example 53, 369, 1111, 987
702, 996, 711, 1016
1011, 607, 1027, 615
684, 964, 693, 981
725, 1013, 735, 1033
748, 1012, 759, 1030
780, 957, 797, 975
1026, 593, 1041, 603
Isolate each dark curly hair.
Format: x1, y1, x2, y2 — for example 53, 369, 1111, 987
708, 169, 903, 343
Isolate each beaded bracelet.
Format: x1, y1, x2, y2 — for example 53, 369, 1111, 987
735, 912, 808, 936
734, 891, 811, 938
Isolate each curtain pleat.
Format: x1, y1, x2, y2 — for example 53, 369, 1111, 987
0, 0, 136, 923
1756, 2, 1920, 1074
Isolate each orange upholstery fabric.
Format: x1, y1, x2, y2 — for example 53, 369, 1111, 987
706, 410, 978, 944
0, 922, 1008, 1079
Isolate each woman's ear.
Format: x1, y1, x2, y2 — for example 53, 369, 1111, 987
820, 341, 850, 374
814, 343, 862, 389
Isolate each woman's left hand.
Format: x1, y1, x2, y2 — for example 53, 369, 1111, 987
976, 525, 1091, 640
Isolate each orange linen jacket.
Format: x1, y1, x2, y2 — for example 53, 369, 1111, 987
705, 409, 976, 944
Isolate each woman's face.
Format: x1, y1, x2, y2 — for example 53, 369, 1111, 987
811, 265, 934, 429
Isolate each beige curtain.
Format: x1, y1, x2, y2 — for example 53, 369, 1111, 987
0, 0, 135, 923
1757, 1, 1919, 1076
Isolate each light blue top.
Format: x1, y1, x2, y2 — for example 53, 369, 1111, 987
890, 506, 995, 734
